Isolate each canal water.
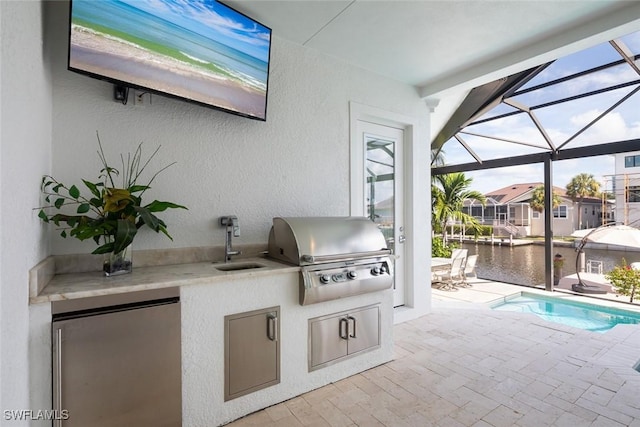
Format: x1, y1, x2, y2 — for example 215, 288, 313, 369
461, 242, 640, 287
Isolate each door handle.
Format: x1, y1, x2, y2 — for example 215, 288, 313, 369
267, 313, 278, 341
398, 226, 405, 244
339, 317, 349, 340
347, 316, 357, 338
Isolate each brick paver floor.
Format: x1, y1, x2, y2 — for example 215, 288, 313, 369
227, 294, 640, 426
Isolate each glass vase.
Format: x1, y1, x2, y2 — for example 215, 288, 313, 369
103, 244, 133, 277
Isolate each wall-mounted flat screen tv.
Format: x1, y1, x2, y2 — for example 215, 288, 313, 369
68, 0, 272, 121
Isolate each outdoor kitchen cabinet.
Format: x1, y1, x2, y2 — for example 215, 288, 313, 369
308, 304, 380, 370
224, 306, 280, 401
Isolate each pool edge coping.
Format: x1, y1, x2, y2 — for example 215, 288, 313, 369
484, 287, 640, 314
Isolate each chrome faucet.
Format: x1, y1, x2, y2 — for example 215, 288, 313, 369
220, 216, 241, 262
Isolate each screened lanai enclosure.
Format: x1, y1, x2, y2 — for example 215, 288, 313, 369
431, 30, 640, 290
462, 198, 524, 229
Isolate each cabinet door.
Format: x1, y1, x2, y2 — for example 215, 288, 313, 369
309, 315, 348, 368
225, 307, 280, 401
52, 302, 182, 427
346, 305, 380, 355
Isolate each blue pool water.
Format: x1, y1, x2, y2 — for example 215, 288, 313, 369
492, 293, 640, 333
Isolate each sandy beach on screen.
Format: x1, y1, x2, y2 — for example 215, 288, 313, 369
70, 28, 266, 118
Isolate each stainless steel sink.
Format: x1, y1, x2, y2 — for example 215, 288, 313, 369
214, 262, 266, 272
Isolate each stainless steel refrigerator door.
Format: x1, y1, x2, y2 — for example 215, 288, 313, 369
52, 301, 181, 427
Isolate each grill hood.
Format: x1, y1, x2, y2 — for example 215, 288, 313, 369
267, 217, 391, 266
267, 216, 393, 305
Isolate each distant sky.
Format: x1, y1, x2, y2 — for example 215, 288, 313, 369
464, 156, 615, 195
438, 31, 640, 195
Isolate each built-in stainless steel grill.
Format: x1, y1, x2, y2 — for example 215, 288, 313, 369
267, 217, 393, 305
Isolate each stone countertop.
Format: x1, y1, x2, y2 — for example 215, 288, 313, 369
31, 257, 299, 304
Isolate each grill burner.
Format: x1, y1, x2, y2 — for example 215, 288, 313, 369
267, 217, 393, 305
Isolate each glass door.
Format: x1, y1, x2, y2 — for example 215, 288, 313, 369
361, 122, 405, 307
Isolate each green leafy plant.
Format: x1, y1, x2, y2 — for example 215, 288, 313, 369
605, 258, 640, 303
553, 255, 565, 270
37, 134, 187, 255
432, 236, 458, 258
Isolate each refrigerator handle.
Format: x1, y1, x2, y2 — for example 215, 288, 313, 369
53, 327, 63, 427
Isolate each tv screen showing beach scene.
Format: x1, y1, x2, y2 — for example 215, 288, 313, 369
68, 0, 272, 120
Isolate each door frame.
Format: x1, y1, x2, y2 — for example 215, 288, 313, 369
349, 102, 430, 322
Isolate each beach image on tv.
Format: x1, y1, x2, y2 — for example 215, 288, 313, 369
69, 0, 271, 120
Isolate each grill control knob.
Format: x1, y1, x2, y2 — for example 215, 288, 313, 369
380, 265, 388, 274
347, 270, 358, 280
371, 266, 381, 276
319, 274, 331, 284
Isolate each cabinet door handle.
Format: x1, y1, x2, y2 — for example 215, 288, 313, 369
267, 313, 277, 341
347, 316, 357, 338
339, 317, 349, 339
53, 327, 63, 427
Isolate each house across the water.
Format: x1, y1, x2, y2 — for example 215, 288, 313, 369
463, 182, 612, 237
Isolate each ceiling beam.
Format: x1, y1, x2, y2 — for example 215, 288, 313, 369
430, 65, 549, 151
431, 139, 640, 175
459, 130, 548, 150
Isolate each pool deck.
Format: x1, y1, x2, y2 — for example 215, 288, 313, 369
227, 279, 640, 426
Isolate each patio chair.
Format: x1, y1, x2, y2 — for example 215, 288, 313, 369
436, 255, 466, 290
451, 248, 468, 261
462, 254, 478, 286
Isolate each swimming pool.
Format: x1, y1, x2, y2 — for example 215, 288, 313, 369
491, 293, 640, 333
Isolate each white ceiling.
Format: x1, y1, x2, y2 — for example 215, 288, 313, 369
227, 1, 640, 131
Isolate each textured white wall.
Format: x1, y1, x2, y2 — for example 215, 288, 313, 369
44, 2, 428, 256
1, 0, 53, 420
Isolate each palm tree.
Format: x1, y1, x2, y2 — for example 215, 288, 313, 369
431, 148, 445, 167
529, 185, 561, 213
432, 172, 486, 239
565, 173, 600, 229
